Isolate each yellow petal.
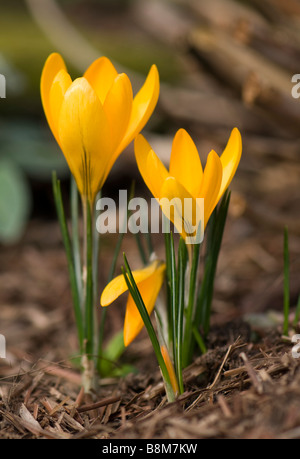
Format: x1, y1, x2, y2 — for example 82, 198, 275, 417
84, 56, 118, 105
169, 129, 203, 198
198, 150, 223, 228
216, 127, 242, 203
116, 65, 159, 155
123, 262, 166, 346
146, 150, 170, 199
134, 134, 153, 191
100, 74, 133, 184
100, 260, 164, 306
41, 53, 67, 143
58, 77, 111, 202
49, 69, 72, 145
160, 177, 204, 243
134, 134, 169, 199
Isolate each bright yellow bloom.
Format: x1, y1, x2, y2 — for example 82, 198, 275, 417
100, 260, 165, 346
134, 128, 242, 241
41, 53, 160, 204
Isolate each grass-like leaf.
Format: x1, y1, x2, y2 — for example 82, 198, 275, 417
52, 171, 83, 352
182, 241, 201, 367
195, 190, 231, 339
122, 254, 175, 401
70, 177, 82, 307
176, 237, 188, 393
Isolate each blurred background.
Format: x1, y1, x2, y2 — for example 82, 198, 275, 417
0, 0, 299, 366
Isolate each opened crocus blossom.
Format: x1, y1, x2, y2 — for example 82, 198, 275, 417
134, 128, 242, 242
41, 53, 159, 204
100, 260, 166, 346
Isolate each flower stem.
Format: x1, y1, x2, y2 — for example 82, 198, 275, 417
182, 242, 200, 368
82, 198, 96, 392
71, 176, 82, 308
176, 237, 187, 393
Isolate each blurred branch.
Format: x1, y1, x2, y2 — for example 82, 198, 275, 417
132, 0, 193, 46
159, 84, 277, 134
188, 27, 300, 131
24, 0, 140, 86
176, 0, 268, 33
25, 0, 100, 71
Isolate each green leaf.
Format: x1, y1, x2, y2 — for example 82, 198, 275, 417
111, 364, 138, 378
176, 237, 188, 392
182, 241, 201, 367
98, 330, 125, 377
103, 330, 125, 362
197, 190, 231, 337
0, 159, 31, 244
52, 172, 83, 352
122, 254, 176, 402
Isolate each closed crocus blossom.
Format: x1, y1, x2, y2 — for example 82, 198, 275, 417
41, 53, 159, 204
100, 260, 166, 346
160, 345, 179, 396
134, 128, 242, 242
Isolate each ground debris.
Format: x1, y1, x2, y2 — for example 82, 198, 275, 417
0, 331, 299, 439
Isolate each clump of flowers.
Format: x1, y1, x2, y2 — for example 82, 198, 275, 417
42, 52, 242, 400
102, 128, 242, 400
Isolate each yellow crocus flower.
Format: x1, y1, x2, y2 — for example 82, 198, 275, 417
134, 128, 242, 241
100, 260, 165, 346
41, 53, 160, 204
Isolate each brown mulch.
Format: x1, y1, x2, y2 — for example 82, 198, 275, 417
0, 120, 299, 439
1, 321, 300, 439
0, 219, 299, 439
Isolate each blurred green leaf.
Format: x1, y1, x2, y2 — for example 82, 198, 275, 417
110, 363, 138, 378
1, 122, 68, 179
99, 330, 125, 376
0, 159, 31, 244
